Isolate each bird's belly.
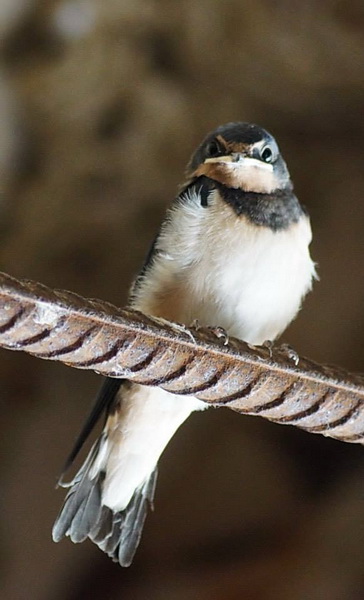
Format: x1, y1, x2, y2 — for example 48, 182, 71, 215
186, 223, 314, 345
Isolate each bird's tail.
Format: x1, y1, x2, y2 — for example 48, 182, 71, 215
52, 437, 158, 566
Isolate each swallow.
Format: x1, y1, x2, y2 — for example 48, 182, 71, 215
52, 122, 316, 566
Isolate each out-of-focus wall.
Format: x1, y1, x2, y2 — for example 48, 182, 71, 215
1, 2, 364, 599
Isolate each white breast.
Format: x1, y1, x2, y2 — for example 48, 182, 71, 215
135, 188, 316, 345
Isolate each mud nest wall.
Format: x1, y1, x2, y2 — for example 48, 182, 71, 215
1, 2, 364, 599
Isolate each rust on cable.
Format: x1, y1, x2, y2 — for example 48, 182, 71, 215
0, 270, 364, 444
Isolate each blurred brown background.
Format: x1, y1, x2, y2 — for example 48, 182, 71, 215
1, 1, 364, 599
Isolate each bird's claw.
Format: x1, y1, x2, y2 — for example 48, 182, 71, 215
208, 325, 229, 346
262, 339, 274, 357
279, 343, 300, 365
190, 318, 201, 331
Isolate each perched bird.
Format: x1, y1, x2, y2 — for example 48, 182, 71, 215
52, 122, 316, 566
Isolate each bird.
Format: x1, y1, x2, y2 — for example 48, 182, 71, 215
52, 122, 316, 566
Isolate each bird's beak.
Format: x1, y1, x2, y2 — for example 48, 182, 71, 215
204, 155, 236, 164
204, 154, 273, 172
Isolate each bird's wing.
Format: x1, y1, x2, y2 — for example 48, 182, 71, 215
58, 377, 122, 483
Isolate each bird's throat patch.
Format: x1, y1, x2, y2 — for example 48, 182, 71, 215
215, 183, 304, 231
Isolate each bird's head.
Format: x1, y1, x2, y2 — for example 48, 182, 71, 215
186, 122, 292, 194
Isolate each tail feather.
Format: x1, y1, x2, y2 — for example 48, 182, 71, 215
116, 469, 158, 566
53, 438, 103, 542
69, 477, 103, 543
53, 377, 163, 566
53, 450, 158, 566
98, 514, 123, 556
89, 505, 113, 543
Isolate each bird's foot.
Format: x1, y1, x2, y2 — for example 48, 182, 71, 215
279, 343, 300, 366
262, 339, 274, 357
208, 325, 229, 346
190, 318, 201, 331
190, 320, 229, 345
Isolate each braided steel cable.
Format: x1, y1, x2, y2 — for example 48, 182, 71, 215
0, 271, 363, 443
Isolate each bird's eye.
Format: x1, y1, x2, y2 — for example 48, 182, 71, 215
206, 139, 223, 158
260, 145, 274, 163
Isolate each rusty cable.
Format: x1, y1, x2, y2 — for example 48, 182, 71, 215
0, 270, 363, 443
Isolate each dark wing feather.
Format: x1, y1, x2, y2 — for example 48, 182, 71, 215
130, 235, 158, 294
59, 377, 122, 480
